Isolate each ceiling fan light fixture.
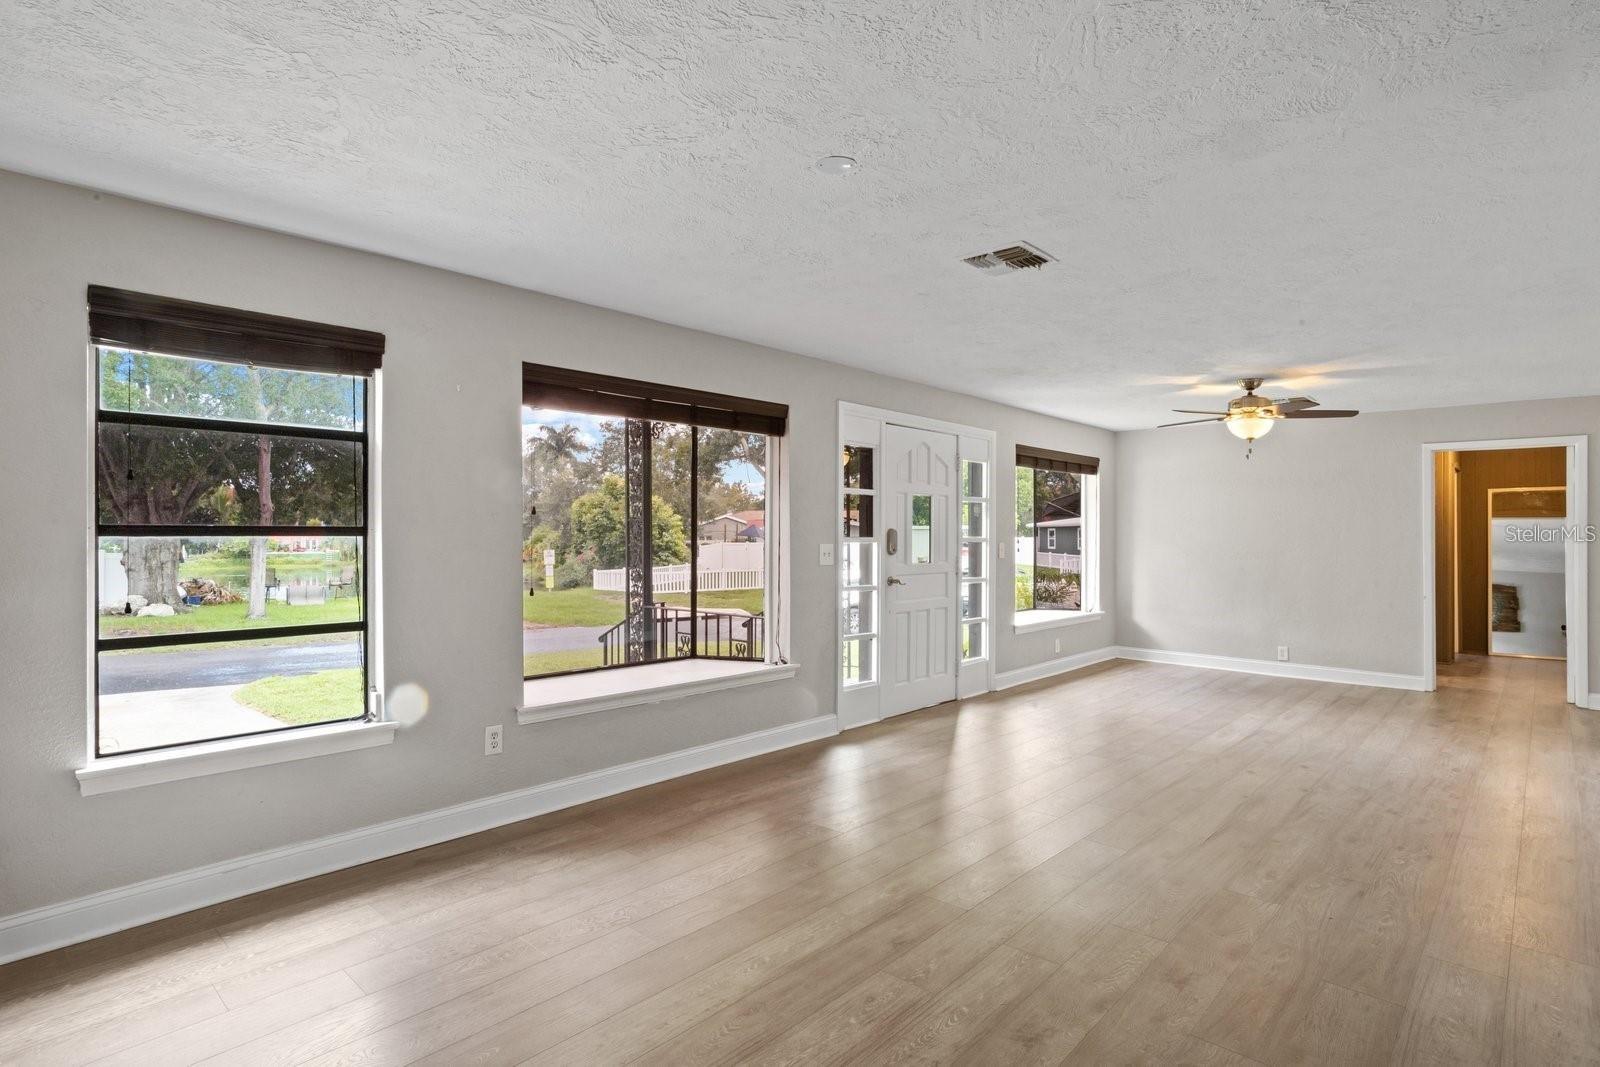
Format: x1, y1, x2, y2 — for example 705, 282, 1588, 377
1157, 376, 1357, 453
1226, 412, 1276, 442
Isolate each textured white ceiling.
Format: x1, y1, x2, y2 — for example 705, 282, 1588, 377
3, 1, 1598, 429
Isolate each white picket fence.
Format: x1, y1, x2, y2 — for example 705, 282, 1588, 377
1013, 538, 1081, 575
592, 541, 763, 594
593, 563, 763, 593
1036, 552, 1082, 574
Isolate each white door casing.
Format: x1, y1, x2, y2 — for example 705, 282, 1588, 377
1419, 435, 1590, 707
882, 424, 959, 716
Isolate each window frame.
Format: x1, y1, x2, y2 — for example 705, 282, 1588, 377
959, 458, 991, 665
87, 287, 383, 759
521, 364, 788, 683
840, 442, 879, 687
1015, 446, 1101, 620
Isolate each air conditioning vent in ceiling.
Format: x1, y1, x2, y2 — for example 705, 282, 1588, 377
963, 241, 1053, 275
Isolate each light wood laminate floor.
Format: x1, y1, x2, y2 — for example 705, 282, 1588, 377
4, 656, 1598, 1065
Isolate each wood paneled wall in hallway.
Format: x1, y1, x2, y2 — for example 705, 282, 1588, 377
1434, 451, 1458, 663
1455, 447, 1565, 655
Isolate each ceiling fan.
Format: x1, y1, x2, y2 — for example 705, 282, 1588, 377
1159, 377, 1358, 455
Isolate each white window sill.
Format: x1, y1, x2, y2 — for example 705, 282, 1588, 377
75, 720, 399, 797
1014, 609, 1106, 634
520, 659, 798, 725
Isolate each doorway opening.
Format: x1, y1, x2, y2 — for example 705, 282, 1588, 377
1423, 437, 1589, 705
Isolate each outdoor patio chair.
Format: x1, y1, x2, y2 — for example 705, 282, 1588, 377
329, 565, 357, 597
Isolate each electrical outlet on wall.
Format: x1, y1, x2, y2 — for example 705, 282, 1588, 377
819, 543, 835, 566
485, 724, 503, 755
1277, 645, 1289, 662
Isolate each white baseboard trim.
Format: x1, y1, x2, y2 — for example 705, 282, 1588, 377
0, 714, 838, 965
994, 646, 1121, 690
1114, 646, 1427, 691
992, 644, 1428, 694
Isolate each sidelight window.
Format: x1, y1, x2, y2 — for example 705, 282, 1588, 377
840, 443, 878, 684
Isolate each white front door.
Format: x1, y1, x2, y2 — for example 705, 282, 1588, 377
881, 424, 959, 716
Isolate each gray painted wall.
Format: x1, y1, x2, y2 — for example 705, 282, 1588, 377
0, 170, 1114, 915
1115, 398, 1600, 682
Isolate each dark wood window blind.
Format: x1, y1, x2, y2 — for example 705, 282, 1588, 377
89, 286, 384, 375
523, 363, 786, 437
1016, 444, 1099, 475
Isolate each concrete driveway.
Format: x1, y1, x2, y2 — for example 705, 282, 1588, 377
98, 684, 282, 754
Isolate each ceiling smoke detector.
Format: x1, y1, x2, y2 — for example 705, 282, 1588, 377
962, 241, 1054, 275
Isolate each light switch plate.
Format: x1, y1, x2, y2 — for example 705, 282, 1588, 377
819, 543, 835, 566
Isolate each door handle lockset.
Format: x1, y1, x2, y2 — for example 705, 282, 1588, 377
887, 577, 905, 586
886, 528, 898, 555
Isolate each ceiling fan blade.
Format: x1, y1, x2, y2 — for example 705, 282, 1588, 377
1272, 396, 1319, 412
1170, 409, 1230, 415
1281, 409, 1358, 419
1157, 417, 1226, 428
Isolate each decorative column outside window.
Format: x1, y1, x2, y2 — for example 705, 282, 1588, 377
624, 418, 655, 663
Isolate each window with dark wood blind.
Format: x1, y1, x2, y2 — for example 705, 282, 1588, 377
1015, 444, 1099, 615
521, 364, 786, 680
90, 287, 382, 756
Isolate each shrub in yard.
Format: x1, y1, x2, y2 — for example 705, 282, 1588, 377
523, 524, 559, 562
1015, 569, 1034, 611
211, 538, 253, 559
554, 549, 595, 590
1020, 564, 1082, 611
1035, 569, 1081, 609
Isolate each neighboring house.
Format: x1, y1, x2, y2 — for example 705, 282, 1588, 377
1035, 490, 1082, 561
698, 509, 766, 543
1036, 518, 1081, 554
697, 514, 744, 542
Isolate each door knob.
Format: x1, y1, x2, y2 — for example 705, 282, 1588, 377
887, 577, 905, 586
